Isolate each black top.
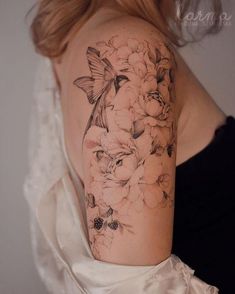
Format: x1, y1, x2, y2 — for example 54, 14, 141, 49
172, 115, 235, 293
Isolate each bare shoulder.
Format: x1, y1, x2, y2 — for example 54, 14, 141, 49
59, 14, 178, 77
61, 14, 178, 117
69, 15, 178, 156
88, 13, 171, 45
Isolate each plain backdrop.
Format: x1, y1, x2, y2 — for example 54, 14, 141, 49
0, 1, 234, 293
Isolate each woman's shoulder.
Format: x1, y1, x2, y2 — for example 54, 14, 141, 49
57, 11, 177, 72
74, 11, 170, 47
55, 11, 179, 102
53, 12, 183, 141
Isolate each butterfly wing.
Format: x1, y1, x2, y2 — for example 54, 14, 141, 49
87, 47, 116, 80
73, 76, 95, 104
73, 47, 116, 104
87, 47, 116, 101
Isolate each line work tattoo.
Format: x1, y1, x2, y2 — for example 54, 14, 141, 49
73, 35, 177, 259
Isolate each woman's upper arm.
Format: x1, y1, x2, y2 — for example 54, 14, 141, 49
71, 27, 178, 265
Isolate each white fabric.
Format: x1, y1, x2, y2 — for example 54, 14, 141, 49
23, 57, 220, 293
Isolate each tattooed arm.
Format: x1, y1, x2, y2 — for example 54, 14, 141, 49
73, 33, 177, 265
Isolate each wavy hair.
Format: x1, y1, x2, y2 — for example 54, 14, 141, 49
30, 0, 223, 58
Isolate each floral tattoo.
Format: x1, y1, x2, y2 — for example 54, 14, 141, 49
73, 35, 177, 259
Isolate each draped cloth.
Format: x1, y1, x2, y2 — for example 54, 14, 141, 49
23, 57, 219, 293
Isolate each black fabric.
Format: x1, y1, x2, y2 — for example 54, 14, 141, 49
172, 115, 235, 293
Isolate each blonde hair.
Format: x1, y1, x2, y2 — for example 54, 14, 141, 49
30, 0, 223, 58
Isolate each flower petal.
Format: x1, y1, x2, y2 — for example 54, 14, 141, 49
143, 154, 163, 184
114, 109, 133, 131
127, 38, 139, 52
117, 46, 132, 59
102, 186, 127, 205
144, 183, 162, 208
128, 52, 142, 65
133, 198, 144, 213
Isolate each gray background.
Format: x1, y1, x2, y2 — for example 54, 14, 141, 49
0, 1, 234, 293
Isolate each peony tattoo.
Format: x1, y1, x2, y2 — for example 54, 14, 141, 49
73, 35, 177, 259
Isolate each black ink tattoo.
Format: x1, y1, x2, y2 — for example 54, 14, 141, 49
74, 35, 177, 258
73, 47, 129, 140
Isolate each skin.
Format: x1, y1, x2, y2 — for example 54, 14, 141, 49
53, 4, 226, 265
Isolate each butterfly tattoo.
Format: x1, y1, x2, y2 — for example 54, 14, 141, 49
73, 47, 129, 141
